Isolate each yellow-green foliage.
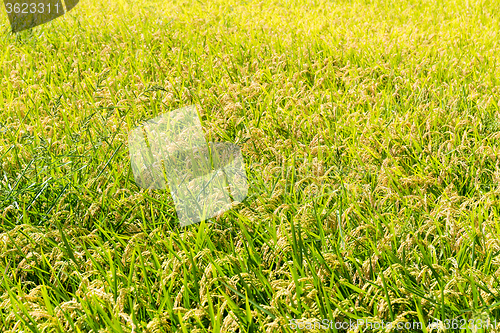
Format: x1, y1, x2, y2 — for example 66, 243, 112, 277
0, 0, 500, 331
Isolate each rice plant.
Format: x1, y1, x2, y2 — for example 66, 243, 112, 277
1, 0, 500, 331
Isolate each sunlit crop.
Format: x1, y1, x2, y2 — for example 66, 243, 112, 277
0, 0, 500, 331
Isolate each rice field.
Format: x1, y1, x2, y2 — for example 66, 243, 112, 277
1, 0, 500, 331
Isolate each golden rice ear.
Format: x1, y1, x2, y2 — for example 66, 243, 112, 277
136, 162, 166, 190
4, 0, 79, 33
